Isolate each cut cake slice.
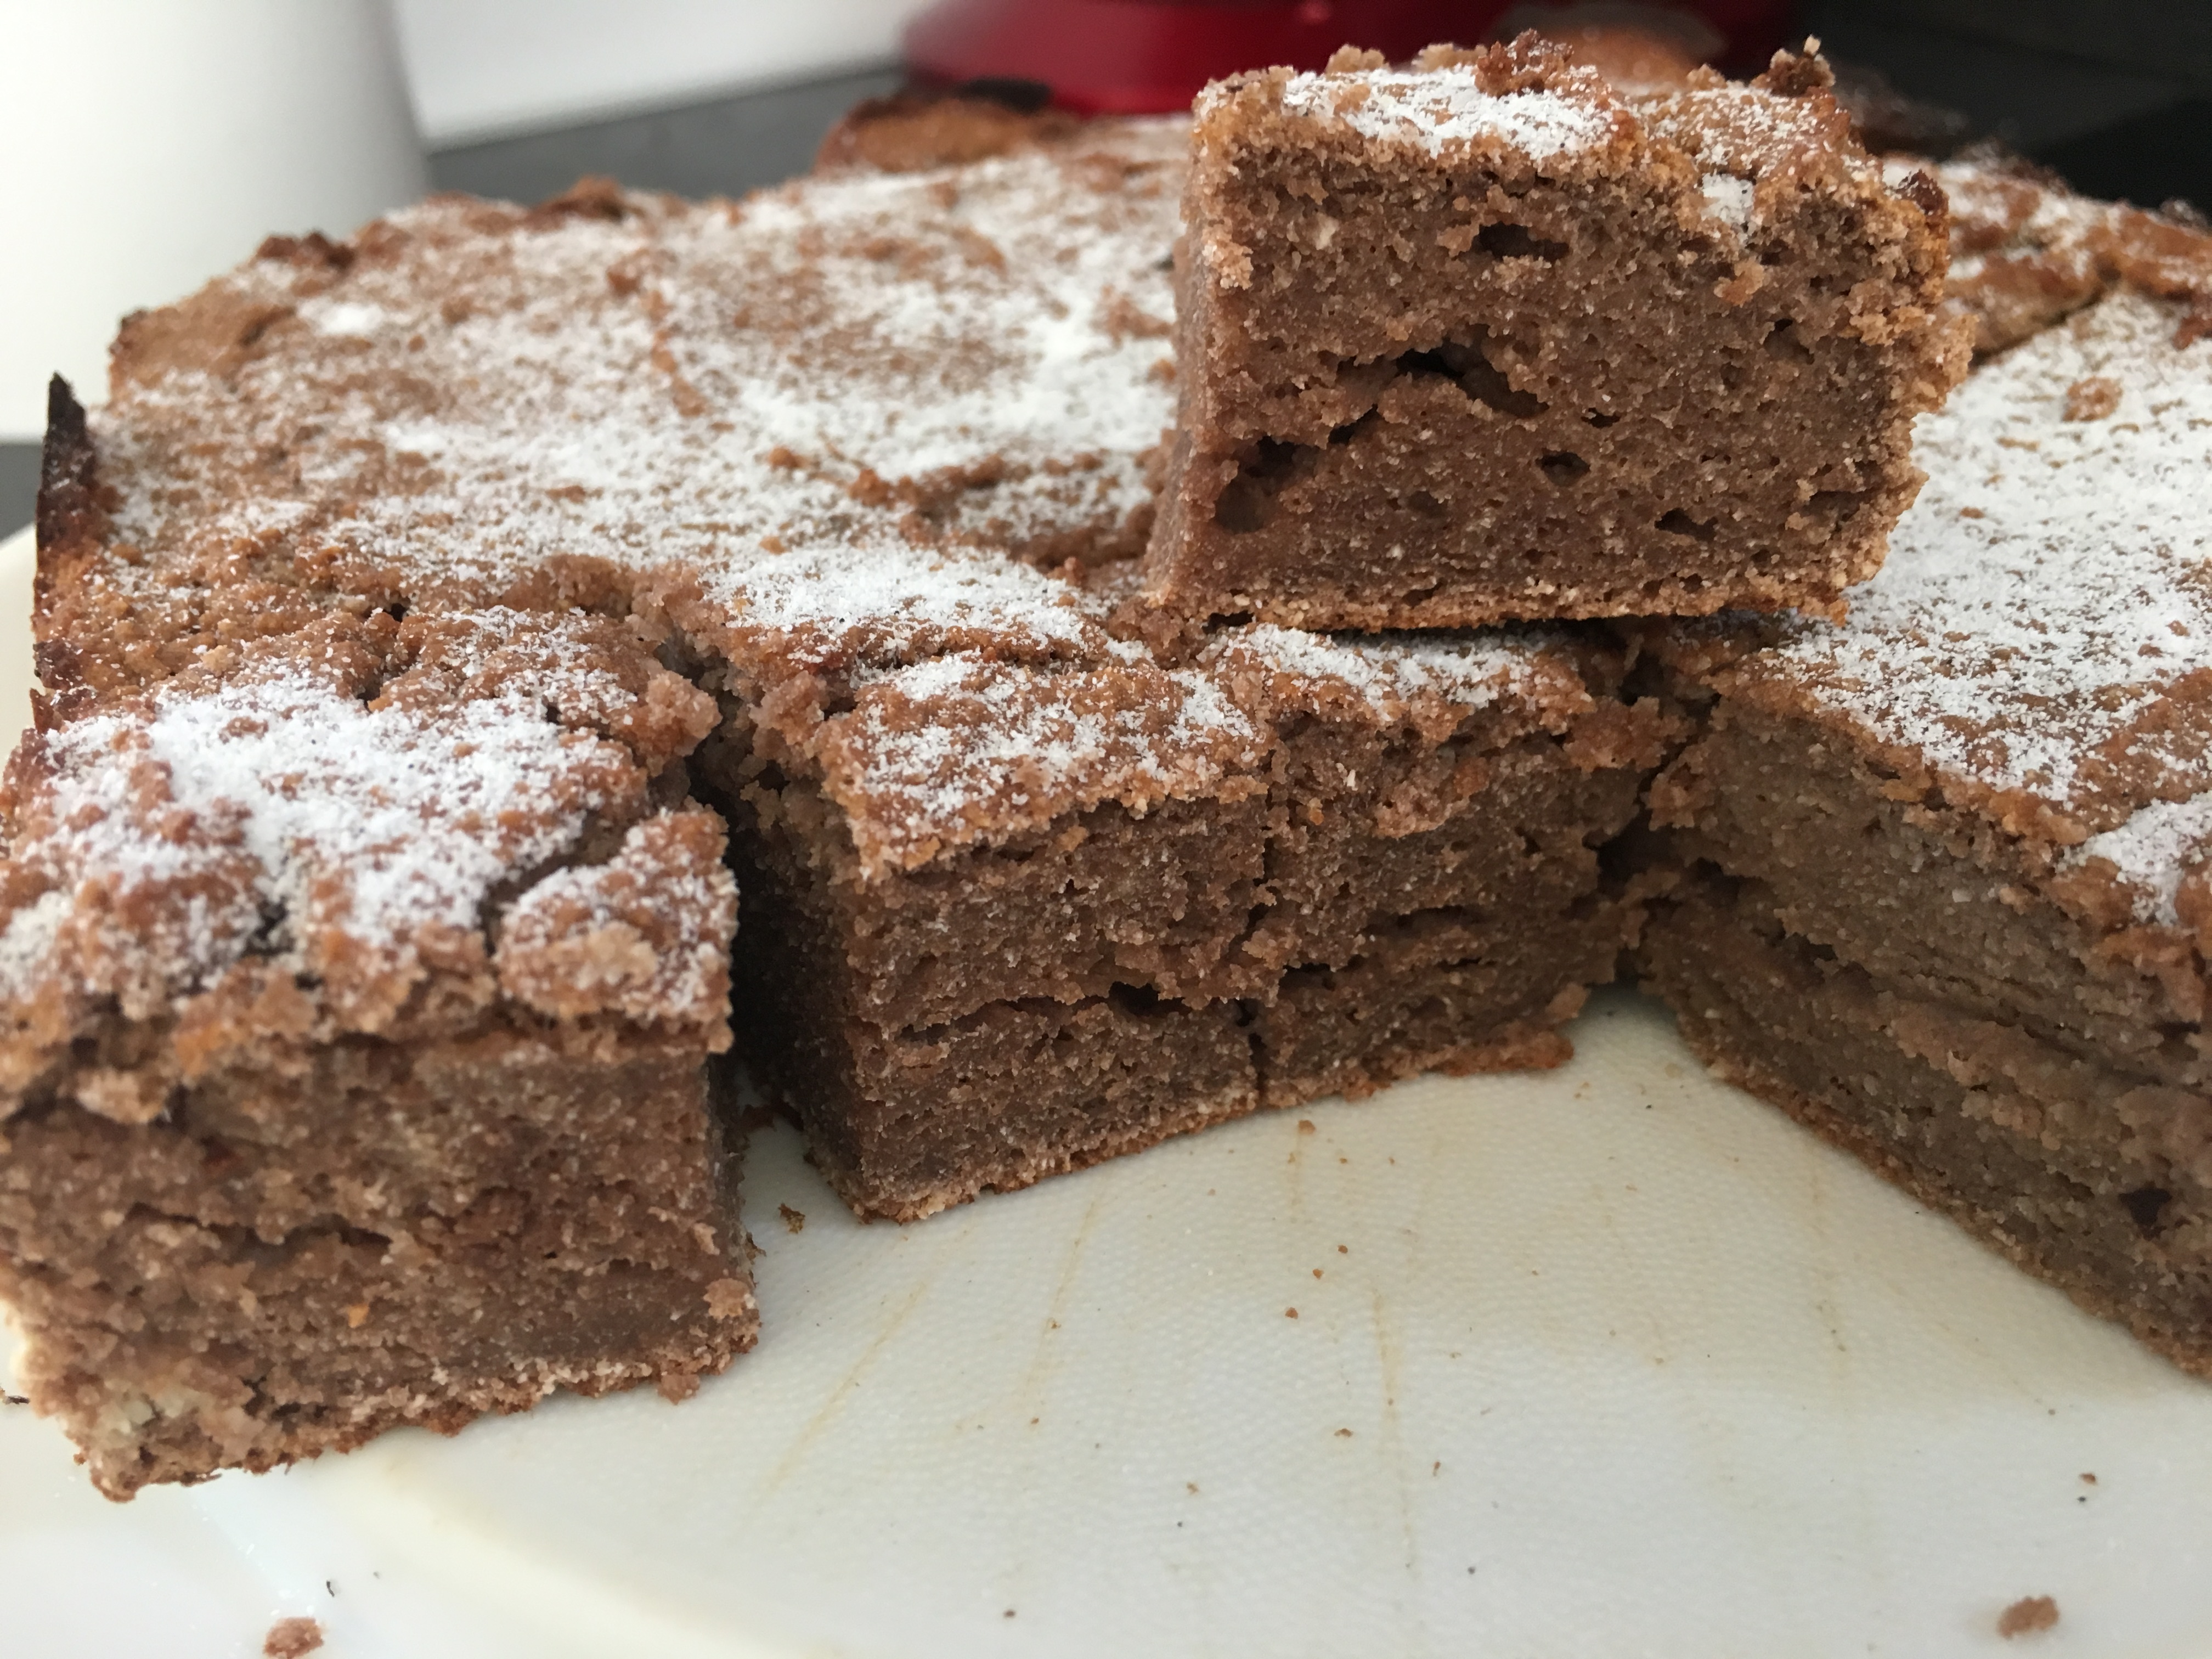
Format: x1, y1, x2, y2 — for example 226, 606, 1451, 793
1142, 37, 1967, 631
690, 600, 1668, 1221
1636, 167, 2212, 1372
0, 554, 751, 1497
14, 90, 2212, 1502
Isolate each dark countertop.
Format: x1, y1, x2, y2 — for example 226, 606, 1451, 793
428, 65, 900, 207
0, 447, 32, 544
4, 24, 2204, 541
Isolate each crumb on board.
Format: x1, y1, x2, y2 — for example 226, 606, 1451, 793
264, 1616, 325, 1657
1997, 1596, 2059, 1639
778, 1204, 806, 1233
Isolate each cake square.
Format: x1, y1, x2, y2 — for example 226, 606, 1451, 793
0, 573, 752, 1496
1141, 38, 1967, 631
698, 612, 1668, 1221
1637, 167, 2212, 1372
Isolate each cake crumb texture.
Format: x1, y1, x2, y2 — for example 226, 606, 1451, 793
1997, 1595, 2059, 1639
5, 110, 1664, 1489
1142, 36, 1967, 630
263, 1617, 324, 1658
16, 85, 2212, 1507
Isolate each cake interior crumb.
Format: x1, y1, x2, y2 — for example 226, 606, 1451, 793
263, 1616, 325, 1658
1997, 1595, 2060, 1638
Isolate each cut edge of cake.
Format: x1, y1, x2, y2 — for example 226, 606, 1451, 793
1139, 36, 1969, 633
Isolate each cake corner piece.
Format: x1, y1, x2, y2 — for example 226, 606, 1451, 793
0, 578, 757, 1497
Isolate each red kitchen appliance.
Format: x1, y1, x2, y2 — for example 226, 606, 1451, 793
904, 1, 1796, 115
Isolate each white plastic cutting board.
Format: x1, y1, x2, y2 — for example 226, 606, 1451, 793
3, 522, 2210, 1658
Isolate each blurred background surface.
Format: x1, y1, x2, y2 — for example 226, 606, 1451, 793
4, 0, 2208, 536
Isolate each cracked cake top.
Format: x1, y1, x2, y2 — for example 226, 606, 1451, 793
43, 134, 1185, 694
1911, 151, 2212, 357
0, 605, 735, 1114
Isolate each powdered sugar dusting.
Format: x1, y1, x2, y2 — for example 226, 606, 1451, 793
1272, 67, 1611, 160
1925, 155, 2111, 274
1758, 286, 2212, 915
1700, 172, 1754, 230
496, 812, 737, 1026
302, 298, 393, 337
1904, 154, 2208, 359
58, 116, 1614, 897
1638, 81, 1856, 187
0, 658, 645, 1015
664, 153, 1175, 506
88, 122, 1188, 675
0, 891, 75, 1006
1228, 625, 1554, 714
817, 650, 1267, 872
702, 531, 1105, 676
2069, 793, 2212, 926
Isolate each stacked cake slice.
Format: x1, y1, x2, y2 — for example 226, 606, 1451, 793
0, 573, 749, 1493
1142, 43, 1963, 628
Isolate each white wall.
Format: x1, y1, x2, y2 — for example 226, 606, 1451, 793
1, 0, 426, 439
392, 0, 929, 145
